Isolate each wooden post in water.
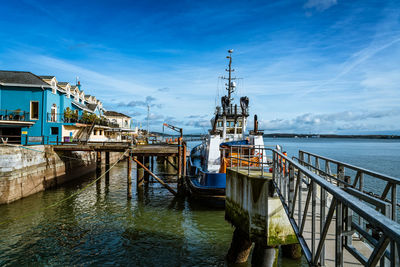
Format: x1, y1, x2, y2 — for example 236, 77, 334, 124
177, 137, 183, 194
96, 151, 102, 176
183, 141, 187, 177
105, 151, 110, 182
151, 156, 154, 172
144, 156, 150, 184
136, 156, 144, 188
127, 155, 132, 199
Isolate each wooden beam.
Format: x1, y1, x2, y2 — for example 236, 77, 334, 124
133, 157, 177, 196
127, 155, 132, 199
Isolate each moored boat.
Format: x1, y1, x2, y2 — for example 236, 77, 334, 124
186, 50, 266, 207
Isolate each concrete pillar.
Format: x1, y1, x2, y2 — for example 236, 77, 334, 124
226, 227, 252, 264
251, 243, 278, 267
281, 243, 302, 260
144, 156, 150, 184
136, 156, 144, 188
127, 156, 132, 199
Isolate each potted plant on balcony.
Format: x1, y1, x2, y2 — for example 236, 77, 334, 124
81, 111, 91, 124
64, 107, 73, 123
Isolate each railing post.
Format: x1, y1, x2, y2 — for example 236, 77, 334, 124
337, 164, 344, 186
344, 176, 353, 248
391, 183, 399, 266
288, 164, 295, 212
335, 201, 344, 267
311, 180, 316, 259
320, 183, 326, 266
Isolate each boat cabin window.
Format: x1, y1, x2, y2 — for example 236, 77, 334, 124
217, 121, 222, 127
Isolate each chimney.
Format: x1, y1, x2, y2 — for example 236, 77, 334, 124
77, 80, 81, 90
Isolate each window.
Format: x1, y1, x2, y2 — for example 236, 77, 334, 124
217, 121, 222, 127
99, 130, 102, 135
51, 127, 59, 135
94, 130, 97, 135
50, 104, 57, 122
30, 101, 39, 120
51, 80, 56, 94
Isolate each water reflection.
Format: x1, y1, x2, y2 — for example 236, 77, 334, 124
0, 152, 305, 266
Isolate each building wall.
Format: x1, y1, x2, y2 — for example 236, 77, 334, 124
106, 115, 131, 129
0, 85, 45, 138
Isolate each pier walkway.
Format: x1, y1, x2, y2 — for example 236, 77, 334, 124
225, 145, 400, 266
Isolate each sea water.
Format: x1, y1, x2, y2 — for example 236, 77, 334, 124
0, 138, 399, 266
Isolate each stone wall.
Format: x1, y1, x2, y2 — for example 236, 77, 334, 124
0, 145, 98, 204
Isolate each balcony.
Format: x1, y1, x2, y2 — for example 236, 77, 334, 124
47, 112, 119, 128
0, 109, 30, 121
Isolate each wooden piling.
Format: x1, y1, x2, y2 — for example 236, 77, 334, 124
136, 156, 144, 188
151, 156, 154, 172
105, 151, 110, 182
134, 157, 177, 196
96, 151, 102, 175
144, 156, 150, 183
183, 141, 187, 177
127, 155, 132, 199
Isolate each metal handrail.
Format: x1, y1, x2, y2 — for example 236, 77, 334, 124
300, 150, 400, 184
273, 149, 400, 266
223, 144, 400, 266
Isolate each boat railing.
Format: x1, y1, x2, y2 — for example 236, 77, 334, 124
221, 144, 275, 176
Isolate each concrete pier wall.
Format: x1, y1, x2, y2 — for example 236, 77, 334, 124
225, 168, 298, 246
0, 145, 122, 204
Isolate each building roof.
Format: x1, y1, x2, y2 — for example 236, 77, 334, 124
86, 103, 98, 112
72, 101, 93, 113
39, 75, 55, 80
104, 110, 131, 118
0, 70, 49, 86
58, 82, 70, 86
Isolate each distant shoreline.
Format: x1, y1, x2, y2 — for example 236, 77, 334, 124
152, 132, 400, 139
263, 133, 400, 139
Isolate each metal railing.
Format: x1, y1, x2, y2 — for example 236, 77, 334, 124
0, 109, 30, 121
46, 112, 119, 128
296, 150, 400, 223
273, 149, 400, 266
222, 144, 400, 266
221, 144, 274, 176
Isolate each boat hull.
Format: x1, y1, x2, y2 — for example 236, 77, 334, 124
185, 175, 225, 208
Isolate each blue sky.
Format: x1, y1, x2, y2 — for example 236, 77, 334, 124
1, 0, 400, 134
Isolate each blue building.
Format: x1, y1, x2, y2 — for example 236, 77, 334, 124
0, 70, 113, 145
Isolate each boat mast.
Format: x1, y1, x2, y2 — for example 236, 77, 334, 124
227, 50, 233, 103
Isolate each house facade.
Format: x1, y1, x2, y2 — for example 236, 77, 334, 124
0, 70, 129, 144
104, 111, 137, 141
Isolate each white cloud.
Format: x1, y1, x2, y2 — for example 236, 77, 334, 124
259, 109, 400, 133
304, 0, 337, 12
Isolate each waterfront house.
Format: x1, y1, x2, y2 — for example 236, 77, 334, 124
104, 111, 137, 141
0, 70, 124, 144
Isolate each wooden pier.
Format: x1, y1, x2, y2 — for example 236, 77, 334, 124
53, 141, 188, 197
